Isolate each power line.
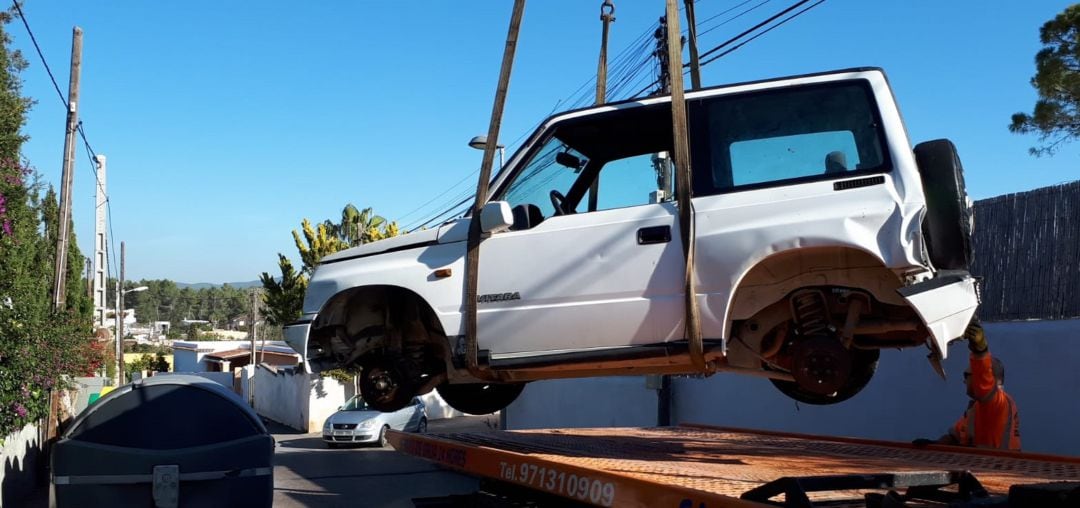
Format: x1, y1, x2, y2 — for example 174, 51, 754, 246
395, 168, 479, 224
695, 0, 757, 30
404, 0, 826, 232
11, 1, 67, 108
629, 0, 824, 98
13, 1, 117, 281
404, 20, 662, 232
699, 0, 826, 67
697, 0, 770, 38
697, 0, 814, 61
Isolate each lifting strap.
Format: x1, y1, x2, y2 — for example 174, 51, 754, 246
665, 0, 706, 371
465, 0, 527, 380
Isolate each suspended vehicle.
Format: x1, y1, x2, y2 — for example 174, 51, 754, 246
283, 2, 977, 414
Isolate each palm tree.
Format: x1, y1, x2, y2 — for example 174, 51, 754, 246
339, 203, 386, 247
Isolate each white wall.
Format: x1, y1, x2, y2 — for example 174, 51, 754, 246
0, 424, 41, 508
155, 371, 233, 388
504, 320, 1080, 456
254, 366, 308, 431
172, 349, 201, 373
251, 366, 349, 432
307, 376, 349, 432
504, 376, 659, 430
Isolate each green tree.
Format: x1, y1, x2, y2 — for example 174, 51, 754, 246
292, 218, 346, 276
259, 254, 306, 326
0, 8, 97, 438
126, 353, 169, 379
1010, 4, 1080, 156
339, 204, 387, 247
261, 204, 401, 331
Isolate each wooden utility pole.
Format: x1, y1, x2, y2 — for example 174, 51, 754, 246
116, 241, 126, 385
596, 1, 615, 104
249, 289, 258, 365
684, 0, 702, 90
249, 289, 258, 406
52, 27, 83, 311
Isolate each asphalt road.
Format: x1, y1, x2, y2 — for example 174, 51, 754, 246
271, 415, 497, 507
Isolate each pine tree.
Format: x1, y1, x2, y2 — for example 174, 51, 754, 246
1010, 5, 1080, 156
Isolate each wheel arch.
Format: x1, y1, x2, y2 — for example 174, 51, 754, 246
718, 244, 908, 341
312, 284, 447, 337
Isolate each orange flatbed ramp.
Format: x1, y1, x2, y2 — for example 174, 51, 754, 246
388, 424, 1080, 507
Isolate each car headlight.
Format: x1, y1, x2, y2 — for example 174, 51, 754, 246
358, 419, 377, 429
323, 420, 332, 429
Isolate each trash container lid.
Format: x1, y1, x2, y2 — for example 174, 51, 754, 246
63, 374, 268, 449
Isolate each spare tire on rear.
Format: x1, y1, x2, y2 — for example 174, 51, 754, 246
913, 139, 973, 270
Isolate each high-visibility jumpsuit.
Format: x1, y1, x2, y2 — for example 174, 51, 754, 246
948, 352, 1021, 451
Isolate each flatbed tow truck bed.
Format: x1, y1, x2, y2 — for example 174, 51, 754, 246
388, 424, 1080, 507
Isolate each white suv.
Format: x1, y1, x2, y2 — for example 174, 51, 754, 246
285, 68, 979, 414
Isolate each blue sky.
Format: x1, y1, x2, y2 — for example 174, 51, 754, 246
10, 1, 1078, 283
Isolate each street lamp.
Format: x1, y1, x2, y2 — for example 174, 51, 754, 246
468, 135, 505, 168
115, 285, 148, 386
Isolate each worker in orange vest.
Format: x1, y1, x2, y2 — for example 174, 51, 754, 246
914, 320, 1021, 450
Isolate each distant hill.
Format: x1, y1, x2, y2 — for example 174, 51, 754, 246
176, 280, 262, 290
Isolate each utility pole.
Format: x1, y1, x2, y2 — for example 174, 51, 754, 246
52, 27, 83, 311
116, 241, 125, 386
596, 1, 615, 104
93, 154, 107, 327
651, 17, 674, 201
683, 0, 702, 90
249, 289, 258, 406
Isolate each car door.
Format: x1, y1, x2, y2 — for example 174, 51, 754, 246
476, 125, 686, 358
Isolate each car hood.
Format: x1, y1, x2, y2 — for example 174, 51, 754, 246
320, 228, 439, 264
326, 410, 382, 425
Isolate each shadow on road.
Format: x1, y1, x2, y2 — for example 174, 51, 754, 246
275, 435, 338, 451
273, 444, 478, 507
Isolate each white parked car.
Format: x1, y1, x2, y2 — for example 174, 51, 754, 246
322, 395, 426, 448
286, 68, 978, 414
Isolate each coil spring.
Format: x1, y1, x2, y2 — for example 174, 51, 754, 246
790, 289, 830, 336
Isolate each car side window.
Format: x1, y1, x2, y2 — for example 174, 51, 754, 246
690, 80, 889, 195
729, 131, 861, 186
593, 152, 675, 211
500, 137, 587, 219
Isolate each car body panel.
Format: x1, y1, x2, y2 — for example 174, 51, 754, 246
898, 273, 980, 358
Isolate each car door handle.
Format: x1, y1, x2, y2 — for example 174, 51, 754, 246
637, 225, 671, 245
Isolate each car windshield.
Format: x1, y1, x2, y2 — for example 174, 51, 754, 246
340, 396, 372, 411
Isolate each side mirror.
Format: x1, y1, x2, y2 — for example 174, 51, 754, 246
480, 201, 514, 234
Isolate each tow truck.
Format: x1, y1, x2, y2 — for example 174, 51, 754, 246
388, 425, 1079, 507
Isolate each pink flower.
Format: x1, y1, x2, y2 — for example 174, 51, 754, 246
13, 403, 27, 418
